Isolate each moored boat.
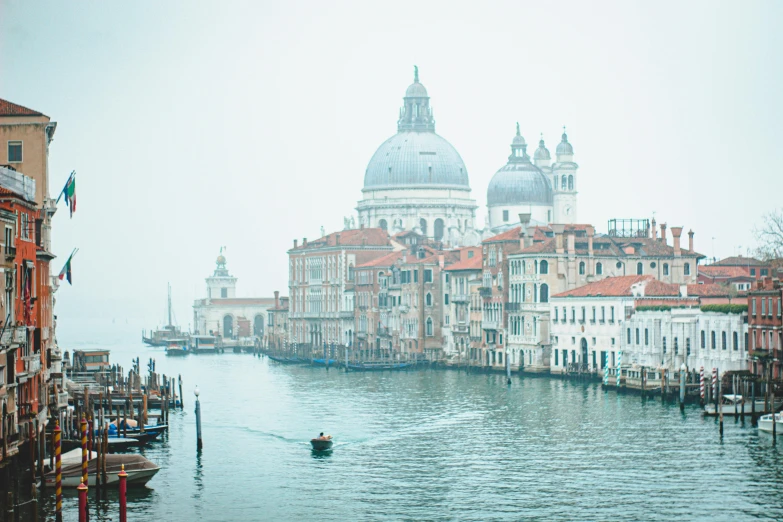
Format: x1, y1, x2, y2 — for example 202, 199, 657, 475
347, 362, 410, 372
143, 284, 186, 346
758, 413, 783, 434
191, 335, 222, 354
311, 358, 337, 367
703, 394, 783, 416
45, 449, 160, 488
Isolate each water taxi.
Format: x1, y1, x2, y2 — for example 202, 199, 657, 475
165, 338, 189, 356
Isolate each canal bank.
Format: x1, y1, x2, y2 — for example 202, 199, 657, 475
44, 322, 783, 521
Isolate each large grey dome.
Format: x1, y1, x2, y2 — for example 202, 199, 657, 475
363, 131, 470, 190
487, 127, 553, 206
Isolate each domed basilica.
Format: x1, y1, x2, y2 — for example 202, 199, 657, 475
354, 67, 579, 244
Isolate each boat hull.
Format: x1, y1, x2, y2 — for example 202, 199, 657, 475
310, 439, 333, 451
758, 414, 783, 434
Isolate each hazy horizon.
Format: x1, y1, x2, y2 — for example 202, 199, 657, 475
1, 0, 781, 332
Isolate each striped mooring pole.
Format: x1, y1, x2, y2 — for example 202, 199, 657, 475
80, 414, 88, 486
119, 464, 128, 522
55, 420, 62, 522
78, 482, 88, 522
700, 366, 705, 403
603, 352, 610, 386
712, 367, 718, 403
616, 351, 623, 388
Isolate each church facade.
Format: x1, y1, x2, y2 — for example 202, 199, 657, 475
193, 253, 277, 340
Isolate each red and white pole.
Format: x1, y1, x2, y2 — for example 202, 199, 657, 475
119, 464, 128, 522
699, 366, 705, 402
77, 482, 88, 522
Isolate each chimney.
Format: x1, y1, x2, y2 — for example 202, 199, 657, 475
274, 290, 280, 309
651, 218, 657, 239
335, 233, 341, 246
303, 237, 307, 248
293, 239, 298, 249
552, 224, 565, 254
518, 213, 532, 250
679, 285, 687, 298
660, 223, 667, 244
566, 230, 576, 255
671, 226, 683, 257
438, 254, 444, 268
688, 229, 694, 252
586, 225, 594, 256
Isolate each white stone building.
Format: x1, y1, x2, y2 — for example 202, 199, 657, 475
356, 67, 481, 247
193, 253, 277, 340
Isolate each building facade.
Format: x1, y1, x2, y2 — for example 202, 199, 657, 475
748, 278, 782, 379
443, 246, 482, 363
193, 253, 276, 340
288, 228, 393, 350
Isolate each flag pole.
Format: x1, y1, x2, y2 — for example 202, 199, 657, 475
55, 171, 75, 204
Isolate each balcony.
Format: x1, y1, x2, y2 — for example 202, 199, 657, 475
14, 327, 26, 344
399, 305, 410, 314
3, 247, 15, 261
453, 324, 469, 334
55, 391, 69, 409
451, 294, 469, 303
482, 321, 499, 330
24, 355, 41, 375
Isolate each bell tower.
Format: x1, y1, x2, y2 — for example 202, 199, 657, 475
206, 248, 237, 299
552, 128, 578, 224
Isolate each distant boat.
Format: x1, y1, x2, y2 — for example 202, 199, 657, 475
311, 358, 337, 367
165, 338, 189, 357
310, 436, 333, 451
143, 284, 186, 346
191, 335, 222, 354
703, 394, 783, 416
268, 355, 307, 364
347, 362, 410, 372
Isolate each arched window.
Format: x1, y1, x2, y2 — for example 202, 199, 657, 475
540, 283, 549, 303
684, 263, 691, 276
426, 317, 433, 337
637, 262, 643, 275
733, 332, 739, 351
645, 329, 649, 345
579, 261, 585, 275
223, 315, 234, 339
663, 263, 669, 276
534, 260, 539, 274
721, 331, 727, 350
596, 262, 603, 275
568, 175, 574, 191
561, 176, 567, 190
711, 331, 716, 349
253, 315, 264, 338
425, 292, 432, 306
378, 219, 387, 231
540, 260, 549, 274
701, 330, 705, 348
434, 218, 445, 241
420, 218, 428, 236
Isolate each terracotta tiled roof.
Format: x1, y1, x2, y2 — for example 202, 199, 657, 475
698, 265, 750, 278
292, 228, 391, 250
483, 227, 521, 244
0, 98, 44, 117
514, 234, 704, 259
553, 275, 654, 298
713, 256, 766, 267
356, 251, 404, 268
445, 247, 482, 271
686, 283, 736, 297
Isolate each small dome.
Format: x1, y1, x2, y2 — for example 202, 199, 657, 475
556, 131, 574, 155
405, 81, 428, 98
534, 138, 550, 161
487, 164, 553, 206
217, 255, 226, 265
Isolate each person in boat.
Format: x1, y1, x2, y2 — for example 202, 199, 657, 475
316, 432, 331, 441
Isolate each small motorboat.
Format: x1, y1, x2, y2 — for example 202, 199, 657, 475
704, 395, 783, 416
310, 435, 333, 451
758, 413, 783, 434
45, 449, 160, 488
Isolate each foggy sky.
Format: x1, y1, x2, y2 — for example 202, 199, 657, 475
1, 1, 781, 331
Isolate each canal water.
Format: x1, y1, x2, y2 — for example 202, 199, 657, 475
45, 323, 783, 521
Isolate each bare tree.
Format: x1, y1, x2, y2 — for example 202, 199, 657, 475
754, 208, 783, 262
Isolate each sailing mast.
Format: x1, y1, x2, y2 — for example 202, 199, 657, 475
168, 283, 173, 328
